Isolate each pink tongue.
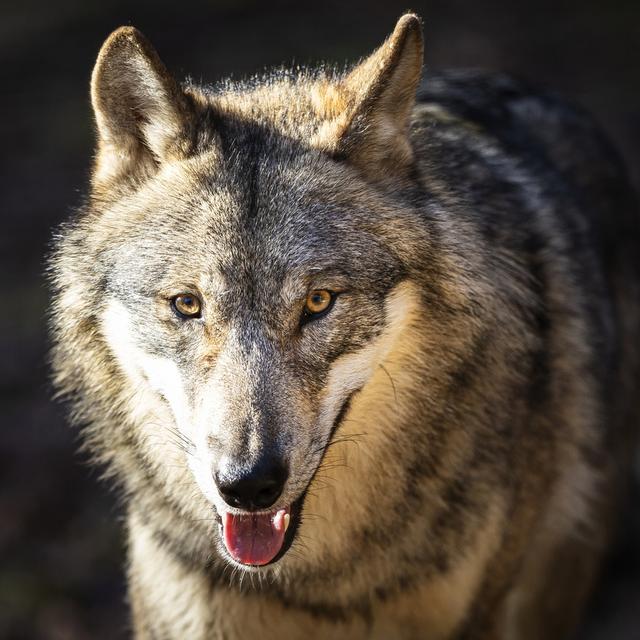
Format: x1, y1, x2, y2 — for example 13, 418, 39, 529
223, 508, 289, 566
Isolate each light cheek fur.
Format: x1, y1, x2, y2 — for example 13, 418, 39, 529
102, 297, 231, 509
101, 299, 191, 429
101, 299, 208, 504
317, 283, 417, 426
285, 282, 442, 575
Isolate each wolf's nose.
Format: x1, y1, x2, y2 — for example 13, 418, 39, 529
215, 457, 287, 511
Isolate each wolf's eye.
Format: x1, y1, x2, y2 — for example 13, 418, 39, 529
303, 289, 334, 320
172, 293, 202, 319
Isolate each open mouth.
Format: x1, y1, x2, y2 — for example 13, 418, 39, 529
216, 495, 304, 567
213, 391, 359, 568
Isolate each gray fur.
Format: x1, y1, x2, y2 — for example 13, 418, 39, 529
49, 14, 640, 639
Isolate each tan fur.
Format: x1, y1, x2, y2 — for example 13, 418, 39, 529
49, 12, 640, 640
128, 493, 505, 640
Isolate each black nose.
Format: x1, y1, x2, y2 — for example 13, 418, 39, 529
215, 457, 287, 511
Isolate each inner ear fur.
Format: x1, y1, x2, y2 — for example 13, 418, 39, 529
312, 14, 424, 174
90, 26, 194, 191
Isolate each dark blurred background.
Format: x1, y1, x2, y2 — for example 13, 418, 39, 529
1, 1, 639, 638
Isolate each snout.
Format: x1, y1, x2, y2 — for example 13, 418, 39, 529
215, 455, 288, 511
213, 455, 296, 567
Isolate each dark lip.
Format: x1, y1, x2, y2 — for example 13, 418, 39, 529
214, 390, 359, 568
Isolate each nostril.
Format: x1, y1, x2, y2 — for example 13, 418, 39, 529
215, 458, 287, 511
255, 481, 281, 506
217, 483, 243, 509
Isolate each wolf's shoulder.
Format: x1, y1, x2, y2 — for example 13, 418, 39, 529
413, 70, 637, 272
416, 70, 596, 149
414, 69, 629, 198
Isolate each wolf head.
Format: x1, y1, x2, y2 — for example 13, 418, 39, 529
51, 15, 478, 572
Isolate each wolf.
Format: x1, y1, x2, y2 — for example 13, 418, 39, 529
49, 13, 639, 639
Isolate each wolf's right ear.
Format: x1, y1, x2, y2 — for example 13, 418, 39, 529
90, 27, 194, 192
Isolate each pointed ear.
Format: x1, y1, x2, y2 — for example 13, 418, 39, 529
313, 14, 423, 175
90, 27, 194, 191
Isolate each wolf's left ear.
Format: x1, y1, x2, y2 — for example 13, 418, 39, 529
90, 27, 194, 191
313, 14, 423, 175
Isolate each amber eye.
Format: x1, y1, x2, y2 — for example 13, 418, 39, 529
304, 289, 334, 317
172, 293, 202, 319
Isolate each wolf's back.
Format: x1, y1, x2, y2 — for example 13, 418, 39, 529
416, 66, 640, 517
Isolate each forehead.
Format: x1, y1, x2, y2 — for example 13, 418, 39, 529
106, 125, 403, 303
101, 116, 410, 312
